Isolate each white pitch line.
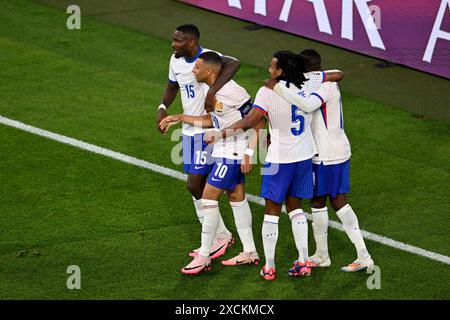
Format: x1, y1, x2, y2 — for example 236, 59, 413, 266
1, 115, 450, 266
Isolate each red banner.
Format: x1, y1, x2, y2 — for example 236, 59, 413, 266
180, 0, 450, 79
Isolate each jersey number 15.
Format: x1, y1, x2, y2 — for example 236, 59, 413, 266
185, 85, 195, 99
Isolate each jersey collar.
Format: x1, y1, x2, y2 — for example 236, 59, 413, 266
185, 46, 203, 63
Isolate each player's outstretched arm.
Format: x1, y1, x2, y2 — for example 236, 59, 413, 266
204, 55, 241, 112
159, 114, 213, 133
323, 70, 344, 82
205, 108, 264, 144
262, 79, 322, 113
273, 83, 323, 113
157, 82, 179, 133
180, 114, 213, 128
247, 118, 267, 151
241, 118, 267, 174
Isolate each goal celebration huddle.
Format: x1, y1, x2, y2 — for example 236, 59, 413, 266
156, 24, 374, 281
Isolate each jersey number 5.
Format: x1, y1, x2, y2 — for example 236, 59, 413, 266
185, 85, 195, 99
291, 105, 305, 136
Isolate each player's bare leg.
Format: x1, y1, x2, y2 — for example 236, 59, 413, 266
187, 173, 207, 200
187, 173, 233, 257
285, 197, 311, 277
331, 194, 374, 272
222, 184, 259, 266
309, 196, 331, 267
187, 173, 207, 224
311, 197, 327, 209
260, 200, 281, 280
329, 194, 347, 212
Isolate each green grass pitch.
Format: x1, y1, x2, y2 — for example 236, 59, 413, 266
0, 0, 449, 299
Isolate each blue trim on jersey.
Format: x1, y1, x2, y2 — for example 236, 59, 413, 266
311, 92, 324, 104
320, 104, 328, 129
168, 79, 178, 85
252, 104, 266, 113
322, 72, 326, 83
185, 47, 204, 63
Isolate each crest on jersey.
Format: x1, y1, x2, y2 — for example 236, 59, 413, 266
214, 100, 224, 114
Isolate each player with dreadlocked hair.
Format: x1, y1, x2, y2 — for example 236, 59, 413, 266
266, 49, 373, 273
204, 50, 324, 280
272, 50, 307, 89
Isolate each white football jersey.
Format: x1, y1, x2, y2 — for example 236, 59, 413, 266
168, 47, 220, 136
310, 83, 351, 165
253, 82, 316, 164
210, 80, 252, 160
302, 71, 326, 94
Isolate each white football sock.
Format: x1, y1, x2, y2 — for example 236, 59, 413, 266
288, 209, 309, 263
336, 204, 370, 259
262, 214, 279, 269
311, 207, 329, 257
199, 199, 220, 257
192, 197, 204, 225
193, 197, 230, 238
230, 198, 256, 253
216, 212, 232, 238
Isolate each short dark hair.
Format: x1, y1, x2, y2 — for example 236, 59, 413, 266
273, 50, 306, 89
176, 24, 200, 39
299, 49, 321, 71
198, 51, 222, 69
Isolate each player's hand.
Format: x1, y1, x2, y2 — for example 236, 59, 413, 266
204, 89, 215, 113
204, 130, 222, 145
159, 114, 182, 134
241, 154, 253, 174
156, 108, 168, 134
264, 79, 278, 90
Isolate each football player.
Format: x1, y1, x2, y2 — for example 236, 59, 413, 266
265, 49, 374, 272
160, 51, 264, 275
157, 25, 240, 259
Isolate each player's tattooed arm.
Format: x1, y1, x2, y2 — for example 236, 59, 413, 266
204, 55, 241, 112
157, 82, 179, 133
